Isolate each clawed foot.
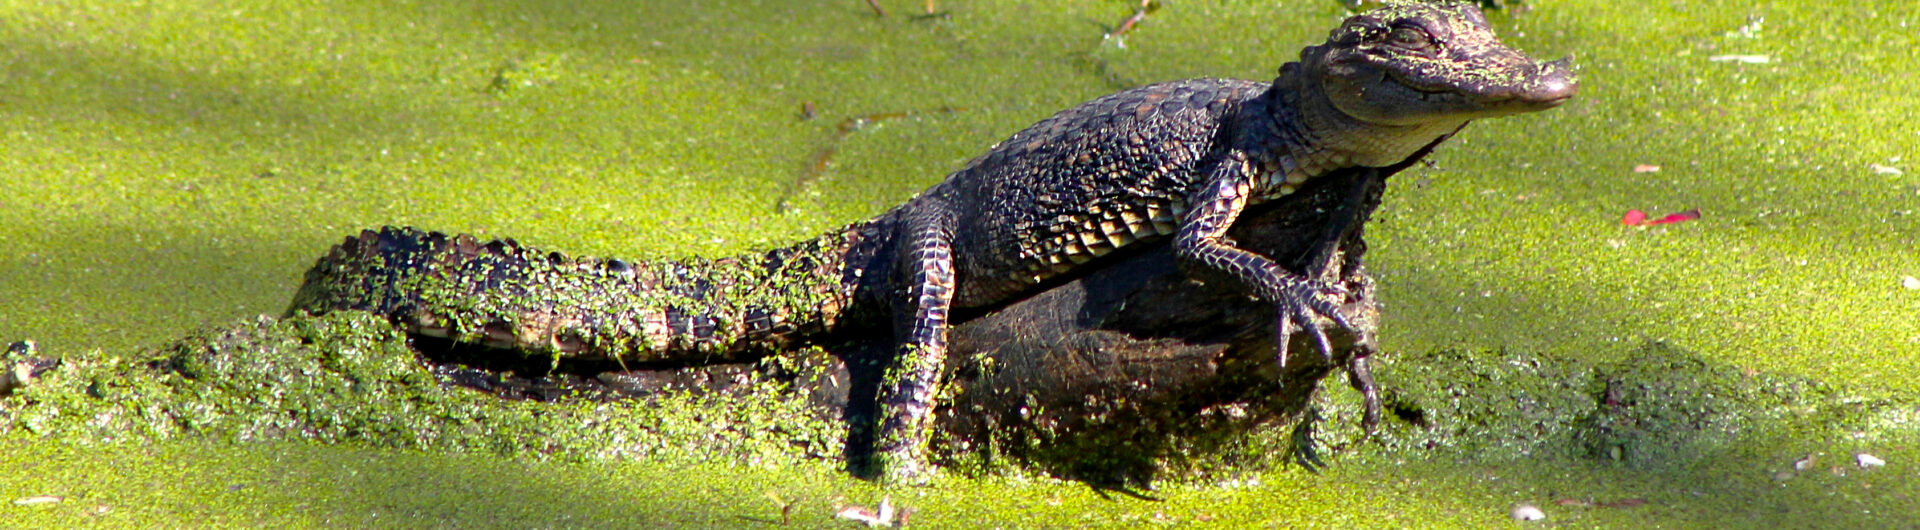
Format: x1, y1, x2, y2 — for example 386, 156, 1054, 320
1271, 279, 1359, 368
1346, 348, 1382, 435
1271, 280, 1381, 435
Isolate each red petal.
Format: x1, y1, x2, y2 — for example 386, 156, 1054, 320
1649, 208, 1702, 225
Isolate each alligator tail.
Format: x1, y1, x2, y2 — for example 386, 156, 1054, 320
289, 225, 878, 364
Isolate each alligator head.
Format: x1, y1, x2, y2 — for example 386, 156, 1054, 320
1303, 1, 1577, 127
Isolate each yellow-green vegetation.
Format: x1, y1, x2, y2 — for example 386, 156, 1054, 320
2, 313, 841, 464
2, 0, 1916, 526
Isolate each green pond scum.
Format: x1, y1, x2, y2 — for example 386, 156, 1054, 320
2, 0, 1917, 526
0, 312, 844, 466
4, 313, 1916, 526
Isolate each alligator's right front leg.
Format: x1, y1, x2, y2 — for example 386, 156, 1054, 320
869, 199, 959, 485
1174, 153, 1359, 368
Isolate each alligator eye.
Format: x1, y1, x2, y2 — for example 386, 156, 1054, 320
1387, 26, 1433, 50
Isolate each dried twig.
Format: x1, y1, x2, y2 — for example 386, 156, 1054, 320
1106, 0, 1158, 39
780, 106, 967, 212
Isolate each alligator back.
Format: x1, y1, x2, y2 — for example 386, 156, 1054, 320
289, 225, 887, 364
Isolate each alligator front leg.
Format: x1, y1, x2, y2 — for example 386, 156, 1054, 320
1299, 169, 1385, 431
869, 204, 959, 484
1174, 153, 1359, 370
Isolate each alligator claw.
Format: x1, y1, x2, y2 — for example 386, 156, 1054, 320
1273, 281, 1351, 369
1347, 349, 1382, 435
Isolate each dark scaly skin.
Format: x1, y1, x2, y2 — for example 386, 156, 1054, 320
290, 220, 900, 365
291, 1, 1575, 484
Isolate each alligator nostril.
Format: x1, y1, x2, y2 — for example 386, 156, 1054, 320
1521, 58, 1578, 105
1534, 79, 1576, 104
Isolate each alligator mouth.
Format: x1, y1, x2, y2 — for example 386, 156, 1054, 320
1384, 70, 1471, 103
1383, 68, 1455, 94
1386, 66, 1575, 110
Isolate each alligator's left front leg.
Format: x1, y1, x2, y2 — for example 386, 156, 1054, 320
869, 199, 959, 485
1298, 169, 1385, 432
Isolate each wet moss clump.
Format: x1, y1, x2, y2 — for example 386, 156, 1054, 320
0, 312, 843, 467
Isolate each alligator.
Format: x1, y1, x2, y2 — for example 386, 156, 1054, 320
291, 1, 1574, 484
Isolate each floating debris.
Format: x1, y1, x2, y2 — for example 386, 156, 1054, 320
1793, 455, 1815, 471
1554, 498, 1648, 509
12, 496, 62, 506
1106, 0, 1161, 41
2, 340, 44, 395
764, 491, 794, 526
1632, 164, 1661, 173
1901, 276, 1920, 290
1621, 208, 1702, 227
1510, 504, 1546, 521
1856, 453, 1886, 468
835, 495, 895, 527
1870, 164, 1904, 176
1723, 15, 1765, 39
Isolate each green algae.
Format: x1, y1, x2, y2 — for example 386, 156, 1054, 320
6, 312, 1914, 526
4, 337, 1914, 526
3, 0, 1919, 526
1323, 342, 1920, 466
1, 312, 841, 466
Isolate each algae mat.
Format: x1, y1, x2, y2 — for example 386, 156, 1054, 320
3, 0, 1917, 526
